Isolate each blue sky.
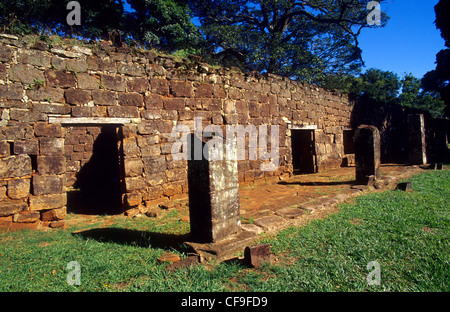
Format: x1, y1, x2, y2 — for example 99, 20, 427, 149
358, 0, 445, 79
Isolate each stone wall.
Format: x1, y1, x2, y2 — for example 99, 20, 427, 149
0, 34, 353, 226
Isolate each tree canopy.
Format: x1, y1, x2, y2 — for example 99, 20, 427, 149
350, 68, 445, 117
422, 0, 450, 117
0, 0, 200, 51
189, 0, 388, 86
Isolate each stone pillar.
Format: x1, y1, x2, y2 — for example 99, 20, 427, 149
408, 114, 427, 165
355, 125, 380, 185
187, 133, 240, 243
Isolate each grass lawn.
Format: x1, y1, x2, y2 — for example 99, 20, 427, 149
0, 169, 449, 292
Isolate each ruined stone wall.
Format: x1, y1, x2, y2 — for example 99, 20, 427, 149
0, 34, 353, 226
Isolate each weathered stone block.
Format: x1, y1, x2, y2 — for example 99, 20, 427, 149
125, 192, 142, 207
92, 90, 116, 105
29, 194, 67, 211
170, 81, 192, 97
34, 122, 63, 137
143, 156, 166, 174
7, 178, 30, 199
244, 244, 271, 268
18, 50, 51, 68
37, 156, 65, 175
125, 176, 146, 192
0, 84, 23, 100
127, 77, 148, 93
40, 206, 66, 221
101, 74, 126, 91
0, 155, 32, 178
0, 45, 13, 62
107, 106, 139, 118
145, 172, 166, 186
71, 106, 91, 117
65, 88, 92, 105
86, 56, 116, 72
26, 86, 65, 102
13, 139, 39, 155
144, 94, 163, 110
77, 73, 99, 89
124, 158, 144, 177
2, 124, 35, 141
355, 125, 380, 185
118, 63, 145, 77
118, 92, 144, 107
33, 103, 71, 115
45, 70, 77, 88
253, 215, 285, 232
0, 140, 9, 157
188, 134, 241, 243
13, 211, 40, 223
0, 200, 27, 217
122, 137, 139, 156
149, 78, 169, 95
163, 98, 185, 110
39, 137, 64, 155
9, 64, 44, 84
32, 175, 64, 195
195, 83, 213, 98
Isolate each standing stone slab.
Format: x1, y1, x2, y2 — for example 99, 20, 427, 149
408, 114, 427, 165
355, 125, 380, 185
187, 133, 240, 243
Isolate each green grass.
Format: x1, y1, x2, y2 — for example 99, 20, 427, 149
1, 170, 449, 291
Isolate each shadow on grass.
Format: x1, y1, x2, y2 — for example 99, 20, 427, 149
73, 228, 192, 252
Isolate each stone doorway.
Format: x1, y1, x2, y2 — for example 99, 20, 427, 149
64, 125, 124, 215
291, 129, 316, 174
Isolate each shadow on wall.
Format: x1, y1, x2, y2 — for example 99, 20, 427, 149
67, 125, 124, 215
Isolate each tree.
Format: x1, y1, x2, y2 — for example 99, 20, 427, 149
399, 74, 445, 117
350, 69, 445, 117
422, 0, 450, 117
0, 0, 200, 52
350, 68, 401, 105
125, 0, 201, 51
189, 0, 388, 86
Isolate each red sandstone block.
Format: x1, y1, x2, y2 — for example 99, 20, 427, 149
45, 70, 76, 88
65, 88, 92, 105
244, 244, 271, 268
118, 92, 144, 107
170, 80, 192, 97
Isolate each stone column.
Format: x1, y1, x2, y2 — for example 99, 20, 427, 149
187, 133, 240, 243
408, 114, 427, 165
355, 125, 380, 185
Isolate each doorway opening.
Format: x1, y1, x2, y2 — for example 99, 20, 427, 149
343, 129, 355, 154
291, 129, 317, 174
65, 125, 124, 215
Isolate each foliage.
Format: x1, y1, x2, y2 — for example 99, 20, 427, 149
188, 0, 389, 85
0, 0, 200, 52
350, 68, 401, 105
125, 0, 201, 51
422, 0, 450, 117
349, 68, 445, 117
399, 74, 445, 117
